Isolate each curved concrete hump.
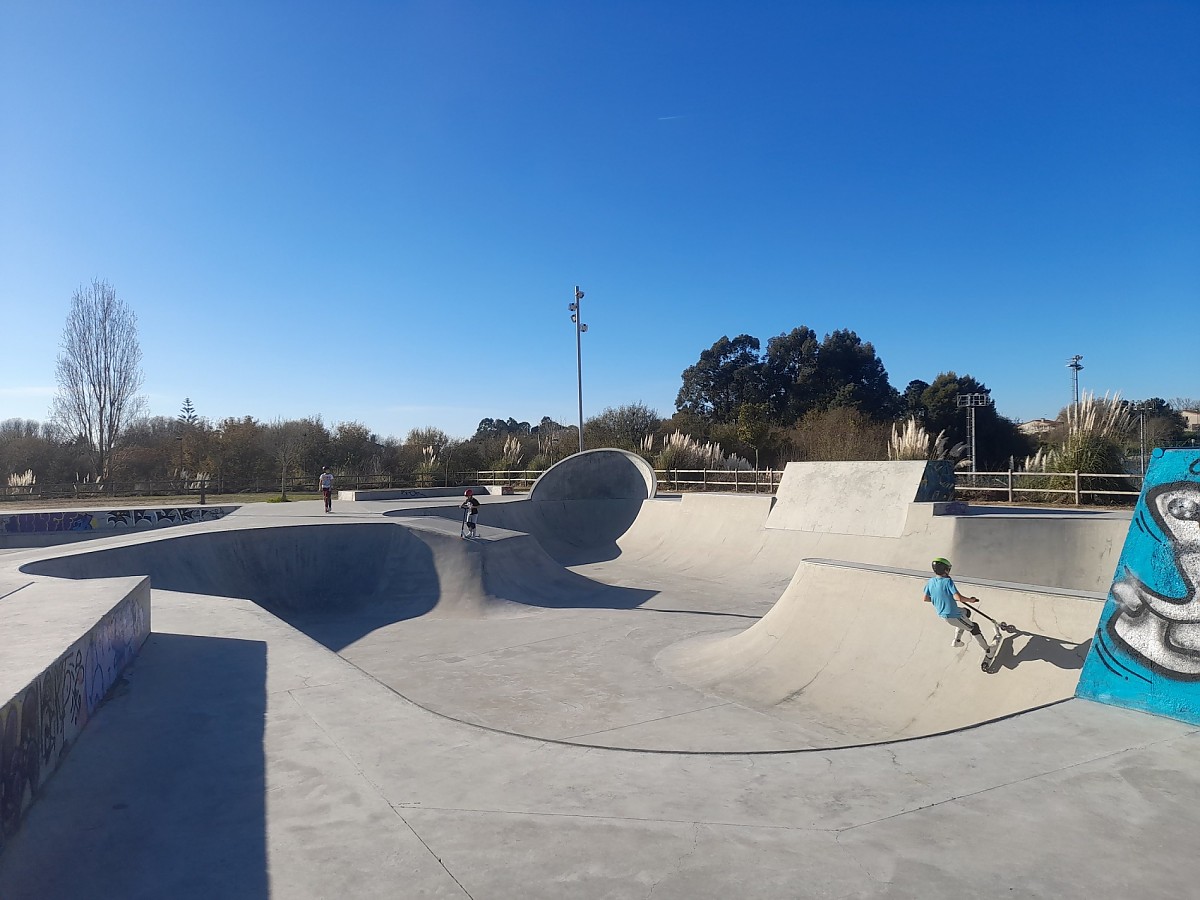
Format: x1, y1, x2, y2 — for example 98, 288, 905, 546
530, 449, 656, 502
765, 460, 954, 537
657, 559, 1096, 746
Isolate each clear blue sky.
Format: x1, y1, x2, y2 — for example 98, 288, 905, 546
2, 1, 1197, 440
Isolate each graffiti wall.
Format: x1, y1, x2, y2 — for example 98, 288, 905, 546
1076, 448, 1200, 725
1, 505, 234, 536
0, 581, 150, 855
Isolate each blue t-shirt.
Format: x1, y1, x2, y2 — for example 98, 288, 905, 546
924, 575, 962, 618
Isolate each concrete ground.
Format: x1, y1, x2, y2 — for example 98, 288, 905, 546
1, 496, 1197, 899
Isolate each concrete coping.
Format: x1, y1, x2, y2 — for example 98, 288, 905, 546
803, 557, 1109, 602
337, 485, 507, 502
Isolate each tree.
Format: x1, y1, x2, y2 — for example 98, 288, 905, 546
405, 426, 452, 455
0, 419, 57, 486
809, 330, 900, 420
217, 416, 270, 487
676, 334, 765, 422
531, 417, 570, 467
331, 421, 382, 471
1127, 398, 1187, 455
686, 327, 900, 427
916, 372, 1031, 468
735, 402, 771, 469
178, 398, 198, 427
175, 398, 200, 484
263, 419, 311, 500
762, 327, 820, 423
783, 407, 891, 461
584, 403, 662, 451
901, 379, 931, 421
473, 417, 531, 440
50, 280, 146, 479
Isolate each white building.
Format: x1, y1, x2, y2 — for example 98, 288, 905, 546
1017, 418, 1057, 437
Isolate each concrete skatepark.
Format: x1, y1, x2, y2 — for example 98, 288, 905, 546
1, 450, 1198, 898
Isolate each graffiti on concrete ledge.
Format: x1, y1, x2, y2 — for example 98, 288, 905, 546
0, 591, 149, 854
1077, 450, 1200, 725
2, 506, 231, 535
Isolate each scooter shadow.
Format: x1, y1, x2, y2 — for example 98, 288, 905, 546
994, 629, 1092, 673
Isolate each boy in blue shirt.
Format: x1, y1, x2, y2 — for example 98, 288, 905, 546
924, 557, 998, 672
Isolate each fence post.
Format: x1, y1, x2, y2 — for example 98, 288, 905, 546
1074, 471, 1081, 505
702, 468, 707, 491
1007, 468, 1013, 503
733, 469, 738, 492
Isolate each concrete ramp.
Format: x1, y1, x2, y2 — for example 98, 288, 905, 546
657, 559, 1100, 746
765, 460, 954, 536
530, 448, 656, 501
388, 497, 648, 566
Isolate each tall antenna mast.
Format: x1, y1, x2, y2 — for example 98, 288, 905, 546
1067, 355, 1084, 405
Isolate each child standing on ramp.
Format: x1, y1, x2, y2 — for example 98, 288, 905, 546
460, 489, 480, 539
923, 557, 999, 672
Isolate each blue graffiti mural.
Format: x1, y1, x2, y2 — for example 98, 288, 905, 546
1076, 449, 1200, 724
2, 506, 231, 535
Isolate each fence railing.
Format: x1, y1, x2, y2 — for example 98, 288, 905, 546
0, 467, 1144, 507
954, 469, 1143, 505
653, 468, 784, 493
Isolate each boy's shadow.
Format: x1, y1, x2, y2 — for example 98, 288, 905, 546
993, 625, 1091, 673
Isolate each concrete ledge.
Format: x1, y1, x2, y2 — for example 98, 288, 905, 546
766, 460, 954, 537
337, 485, 509, 502
0, 576, 151, 856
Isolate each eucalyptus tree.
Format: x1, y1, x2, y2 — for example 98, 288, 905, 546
676, 334, 765, 423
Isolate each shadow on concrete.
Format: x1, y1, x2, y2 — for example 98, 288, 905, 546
995, 631, 1092, 673
0, 633, 267, 900
385, 497, 645, 566
21, 524, 444, 618
21, 522, 659, 654
281, 549, 658, 653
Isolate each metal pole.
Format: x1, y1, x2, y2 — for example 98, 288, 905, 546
1140, 409, 1147, 475
571, 289, 590, 453
969, 407, 977, 475
575, 286, 584, 453
1067, 355, 1084, 405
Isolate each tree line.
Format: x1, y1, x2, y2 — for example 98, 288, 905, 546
4, 280, 1194, 493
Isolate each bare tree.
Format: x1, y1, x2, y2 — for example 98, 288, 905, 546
51, 280, 146, 480
264, 419, 311, 500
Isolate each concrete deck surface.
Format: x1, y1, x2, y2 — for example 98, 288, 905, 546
1, 496, 1197, 899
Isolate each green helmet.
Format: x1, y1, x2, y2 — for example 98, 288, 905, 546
932, 557, 952, 574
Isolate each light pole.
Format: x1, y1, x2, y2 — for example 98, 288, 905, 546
1067, 355, 1084, 405
956, 392, 993, 474
568, 285, 588, 454
1134, 402, 1148, 475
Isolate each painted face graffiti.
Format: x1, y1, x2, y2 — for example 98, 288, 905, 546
1110, 481, 1200, 677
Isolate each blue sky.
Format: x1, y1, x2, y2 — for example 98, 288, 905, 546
2, 1, 1197, 440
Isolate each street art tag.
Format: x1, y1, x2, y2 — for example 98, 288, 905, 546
1077, 448, 1200, 724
